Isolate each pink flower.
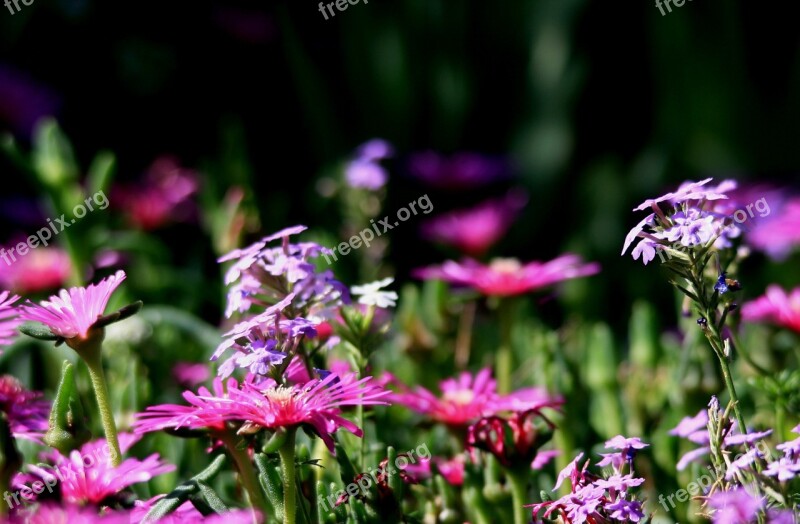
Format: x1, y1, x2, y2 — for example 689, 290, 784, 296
745, 197, 800, 260
386, 368, 562, 427
404, 455, 465, 486
114, 156, 198, 230
0, 290, 21, 349
413, 255, 600, 297
15, 434, 174, 506
420, 191, 528, 256
741, 285, 800, 333
210, 373, 389, 451
0, 246, 71, 293
18, 270, 126, 340
0, 375, 50, 442
130, 496, 259, 523
133, 377, 245, 434
11, 503, 130, 524
173, 362, 211, 387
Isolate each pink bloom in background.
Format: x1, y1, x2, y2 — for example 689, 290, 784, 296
745, 196, 800, 261
407, 151, 509, 189
15, 434, 174, 506
115, 156, 199, 230
12, 503, 130, 524
0, 290, 21, 348
0, 375, 50, 442
741, 285, 800, 333
134, 377, 246, 434
18, 270, 126, 340
414, 255, 600, 297
404, 455, 466, 486
386, 368, 562, 427
131, 496, 259, 523
420, 191, 528, 256
0, 246, 71, 294
173, 362, 211, 387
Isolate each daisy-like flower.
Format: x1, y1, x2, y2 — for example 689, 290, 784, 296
386, 368, 562, 427
13, 434, 174, 506
10, 503, 130, 524
420, 191, 528, 256
136, 374, 388, 452
741, 285, 800, 333
745, 196, 800, 260
413, 255, 599, 297
0, 375, 50, 442
0, 290, 21, 348
207, 373, 390, 451
133, 377, 247, 435
351, 277, 398, 308
0, 246, 71, 293
18, 270, 127, 341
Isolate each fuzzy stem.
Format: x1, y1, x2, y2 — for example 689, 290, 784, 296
507, 470, 529, 524
82, 352, 122, 467
278, 427, 298, 524
220, 431, 269, 516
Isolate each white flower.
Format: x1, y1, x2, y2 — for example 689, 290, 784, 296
351, 277, 398, 308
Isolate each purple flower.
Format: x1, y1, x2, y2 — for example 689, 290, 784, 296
763, 457, 800, 482
604, 435, 649, 451
407, 151, 509, 189
344, 139, 393, 190
605, 499, 644, 522
708, 488, 763, 524
633, 177, 731, 212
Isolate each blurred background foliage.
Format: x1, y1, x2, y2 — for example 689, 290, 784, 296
1, 1, 799, 522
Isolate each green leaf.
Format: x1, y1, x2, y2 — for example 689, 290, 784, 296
32, 118, 79, 188
86, 151, 116, 195
44, 361, 92, 453
142, 454, 227, 522
196, 480, 230, 513
18, 322, 60, 341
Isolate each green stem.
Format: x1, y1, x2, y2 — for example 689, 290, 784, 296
278, 428, 298, 524
507, 470, 529, 524
220, 431, 269, 516
496, 299, 516, 394
83, 353, 122, 467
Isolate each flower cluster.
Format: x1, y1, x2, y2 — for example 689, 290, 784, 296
214, 225, 350, 379
527, 436, 649, 523
622, 178, 742, 265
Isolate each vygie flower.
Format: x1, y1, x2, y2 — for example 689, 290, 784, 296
13, 434, 174, 506
0, 290, 21, 349
741, 285, 800, 333
745, 196, 800, 261
406, 151, 509, 189
137, 373, 389, 452
386, 368, 562, 427
467, 410, 559, 469
413, 255, 600, 297
18, 270, 127, 342
0, 246, 71, 294
420, 191, 528, 256
114, 156, 198, 230
0, 375, 50, 442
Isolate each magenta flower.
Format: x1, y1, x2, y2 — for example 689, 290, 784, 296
172, 362, 211, 387
0, 246, 71, 294
420, 191, 528, 256
0, 290, 21, 349
744, 196, 800, 260
413, 255, 600, 297
741, 285, 800, 333
386, 368, 562, 427
10, 503, 130, 524
114, 156, 198, 230
14, 434, 174, 506
206, 373, 389, 451
18, 270, 127, 340
0, 375, 50, 442
407, 151, 509, 189
133, 377, 246, 434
